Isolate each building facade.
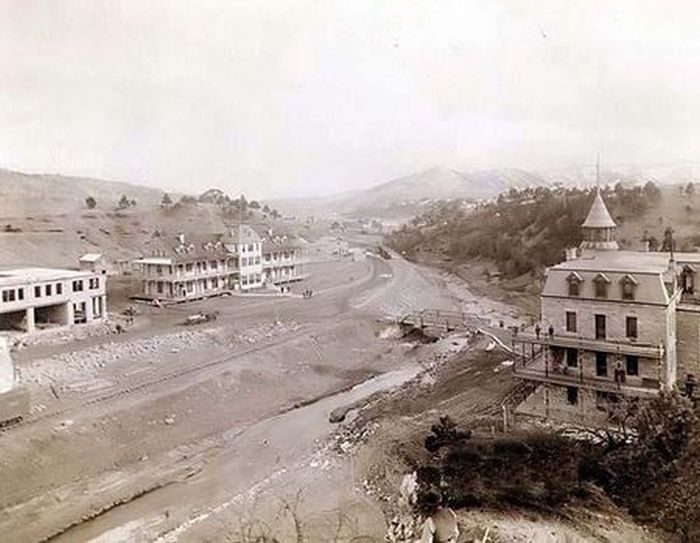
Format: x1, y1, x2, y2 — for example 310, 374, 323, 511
260, 229, 307, 286
514, 189, 698, 423
0, 267, 107, 333
131, 225, 266, 302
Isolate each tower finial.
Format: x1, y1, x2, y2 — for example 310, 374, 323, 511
596, 153, 600, 191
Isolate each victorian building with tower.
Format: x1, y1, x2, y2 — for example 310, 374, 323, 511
513, 187, 700, 423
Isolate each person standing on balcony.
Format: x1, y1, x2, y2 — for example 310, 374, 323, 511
614, 359, 625, 388
535, 323, 541, 339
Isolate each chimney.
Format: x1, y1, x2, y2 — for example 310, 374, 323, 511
177, 233, 185, 245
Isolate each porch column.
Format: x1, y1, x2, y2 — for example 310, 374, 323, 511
25, 307, 36, 333
85, 296, 94, 322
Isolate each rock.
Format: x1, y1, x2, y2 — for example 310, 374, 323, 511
164, 416, 176, 425
329, 405, 352, 423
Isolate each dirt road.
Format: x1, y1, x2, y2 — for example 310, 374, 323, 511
0, 244, 522, 542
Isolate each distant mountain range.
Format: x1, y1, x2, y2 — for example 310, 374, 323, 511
3, 161, 700, 223
271, 162, 700, 219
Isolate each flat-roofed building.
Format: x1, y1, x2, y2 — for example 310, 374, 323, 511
0, 267, 107, 333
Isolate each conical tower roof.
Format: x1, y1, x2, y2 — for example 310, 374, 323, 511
582, 190, 616, 228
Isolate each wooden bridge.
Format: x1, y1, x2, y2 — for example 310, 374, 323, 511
398, 309, 489, 332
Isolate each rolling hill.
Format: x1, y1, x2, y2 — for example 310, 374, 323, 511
0, 168, 168, 218
0, 168, 238, 268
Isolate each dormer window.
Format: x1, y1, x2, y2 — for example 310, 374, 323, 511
567, 272, 583, 297
620, 274, 638, 301
594, 273, 611, 298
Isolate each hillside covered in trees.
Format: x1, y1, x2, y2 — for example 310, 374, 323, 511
387, 182, 668, 279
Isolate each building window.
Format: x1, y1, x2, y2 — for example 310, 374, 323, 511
626, 316, 638, 339
626, 355, 639, 376
2, 289, 16, 302
72, 280, 84, 292
594, 274, 610, 298
89, 277, 100, 289
566, 348, 578, 368
595, 314, 606, 339
17, 288, 23, 301
682, 266, 695, 294
45, 284, 52, 296
596, 352, 608, 376
35, 285, 41, 297
621, 275, 637, 300
566, 311, 577, 333
567, 273, 582, 296
56, 283, 62, 295
566, 386, 579, 405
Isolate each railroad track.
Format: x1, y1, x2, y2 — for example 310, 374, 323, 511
4, 322, 329, 433
1, 258, 396, 433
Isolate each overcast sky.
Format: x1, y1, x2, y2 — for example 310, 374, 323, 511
2, 1, 700, 198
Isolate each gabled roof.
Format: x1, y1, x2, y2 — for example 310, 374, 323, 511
566, 271, 583, 283
582, 190, 617, 229
620, 273, 638, 285
227, 224, 261, 244
593, 272, 611, 283
143, 233, 228, 262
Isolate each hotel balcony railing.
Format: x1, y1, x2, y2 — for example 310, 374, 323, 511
137, 267, 239, 280
512, 331, 665, 359
512, 351, 662, 398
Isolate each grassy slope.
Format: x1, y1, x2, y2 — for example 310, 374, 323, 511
0, 168, 253, 267
387, 184, 699, 285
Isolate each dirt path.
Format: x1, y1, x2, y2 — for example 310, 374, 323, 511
0, 248, 531, 542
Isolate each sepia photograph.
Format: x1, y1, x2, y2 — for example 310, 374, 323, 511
1, 1, 700, 541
